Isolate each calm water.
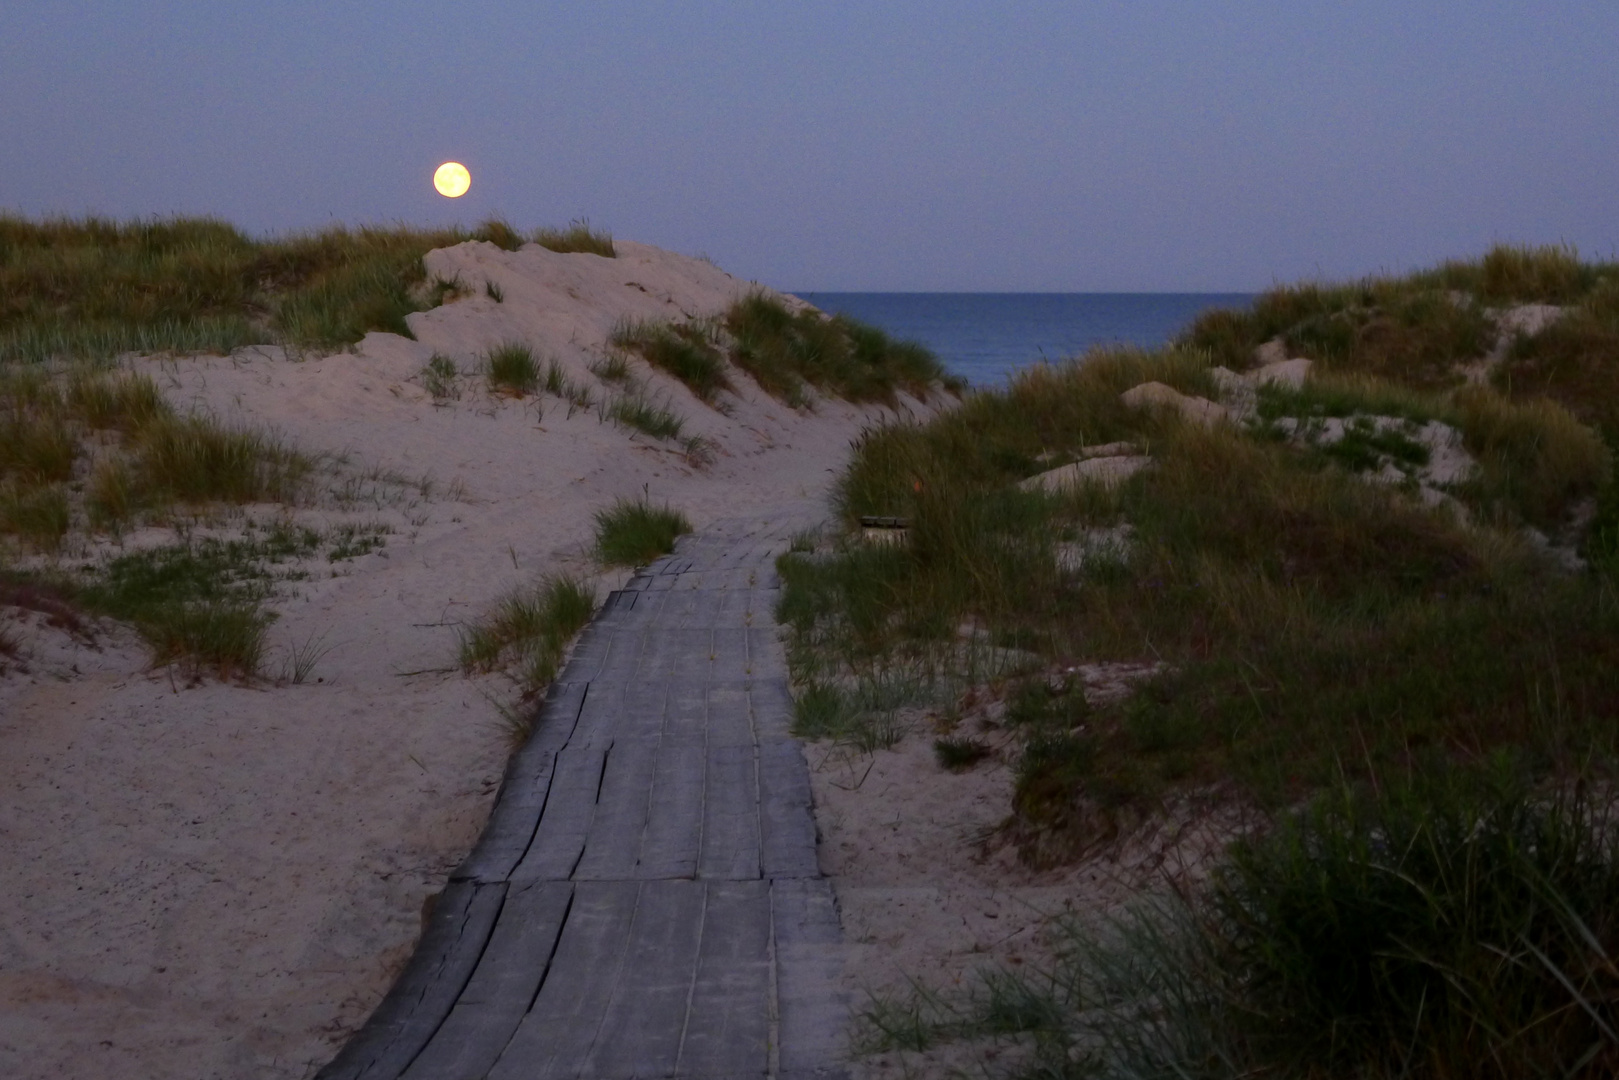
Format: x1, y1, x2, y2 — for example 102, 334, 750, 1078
798, 293, 1254, 387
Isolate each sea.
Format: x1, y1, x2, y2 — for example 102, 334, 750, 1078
796, 293, 1255, 389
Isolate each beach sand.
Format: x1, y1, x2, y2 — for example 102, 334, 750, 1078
0, 241, 932, 1080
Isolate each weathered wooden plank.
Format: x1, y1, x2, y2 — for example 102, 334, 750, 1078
509, 745, 608, 883
706, 684, 756, 749
676, 880, 772, 1077
486, 880, 641, 1080
773, 878, 849, 1077
759, 740, 821, 880
662, 682, 712, 746
617, 680, 671, 741
583, 879, 708, 1078
596, 589, 639, 619
635, 741, 706, 880
399, 881, 572, 1080
316, 881, 505, 1080
746, 626, 789, 681
699, 743, 761, 881
634, 628, 715, 681
564, 683, 616, 747
452, 682, 587, 883
572, 741, 658, 880
749, 677, 797, 741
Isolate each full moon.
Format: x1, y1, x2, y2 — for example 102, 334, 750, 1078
433, 161, 471, 198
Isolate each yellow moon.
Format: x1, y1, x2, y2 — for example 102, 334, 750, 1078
433, 161, 471, 198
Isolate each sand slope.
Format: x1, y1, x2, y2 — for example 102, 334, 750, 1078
0, 242, 931, 1080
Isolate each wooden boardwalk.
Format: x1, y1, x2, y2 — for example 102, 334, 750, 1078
317, 515, 847, 1080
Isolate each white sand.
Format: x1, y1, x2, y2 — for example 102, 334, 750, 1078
0, 241, 934, 1080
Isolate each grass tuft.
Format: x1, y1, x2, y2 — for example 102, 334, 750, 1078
603, 390, 685, 441
589, 352, 633, 384
485, 341, 540, 397
933, 735, 992, 771
609, 319, 733, 405
533, 219, 616, 257
458, 573, 597, 700
594, 495, 691, 566
421, 353, 460, 401
472, 218, 525, 252
0, 484, 71, 551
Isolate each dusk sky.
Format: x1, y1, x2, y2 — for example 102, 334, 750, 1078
4, 2, 1616, 291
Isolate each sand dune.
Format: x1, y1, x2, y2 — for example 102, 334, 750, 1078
0, 242, 931, 1080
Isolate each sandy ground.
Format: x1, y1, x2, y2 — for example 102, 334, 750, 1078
809, 691, 1248, 1079
0, 241, 932, 1080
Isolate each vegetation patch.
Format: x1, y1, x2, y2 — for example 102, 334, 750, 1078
609, 319, 733, 405
485, 342, 540, 397
725, 293, 963, 406
602, 389, 685, 442
458, 573, 597, 706
1, 366, 317, 547
534, 220, 616, 258
420, 353, 461, 401
778, 253, 1619, 834
1181, 244, 1619, 389
0, 216, 518, 363
594, 495, 691, 567
540, 358, 593, 409
785, 246, 1619, 1078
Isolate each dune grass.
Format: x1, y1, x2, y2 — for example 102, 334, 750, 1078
75, 528, 314, 680
0, 215, 580, 365
607, 294, 960, 412
609, 319, 734, 405
1181, 244, 1619, 392
725, 293, 963, 406
421, 353, 461, 401
863, 767, 1619, 1080
485, 342, 540, 397
594, 495, 691, 566
540, 358, 593, 408
589, 352, 633, 384
781, 250, 1619, 851
534, 220, 616, 257
602, 389, 686, 441
458, 573, 597, 701
0, 363, 378, 679
787, 246, 1619, 1078
1, 366, 316, 549
1500, 277, 1619, 439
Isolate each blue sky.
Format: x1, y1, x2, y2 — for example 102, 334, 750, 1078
3, 1, 1616, 290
